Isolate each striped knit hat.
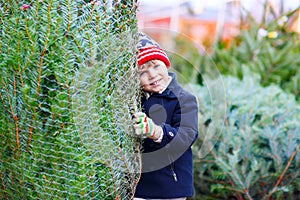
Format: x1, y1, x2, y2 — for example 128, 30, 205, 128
137, 32, 171, 68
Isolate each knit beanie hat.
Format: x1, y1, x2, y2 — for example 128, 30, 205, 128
137, 32, 171, 68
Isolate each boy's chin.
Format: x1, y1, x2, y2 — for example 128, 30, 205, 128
144, 88, 161, 94
143, 85, 166, 93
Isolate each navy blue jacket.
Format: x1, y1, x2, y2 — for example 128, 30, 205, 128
134, 72, 198, 199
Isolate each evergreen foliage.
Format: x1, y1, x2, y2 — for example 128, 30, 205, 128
187, 71, 300, 199
0, 0, 140, 199
212, 7, 300, 101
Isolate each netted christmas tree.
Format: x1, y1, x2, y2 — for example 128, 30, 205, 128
0, 0, 141, 199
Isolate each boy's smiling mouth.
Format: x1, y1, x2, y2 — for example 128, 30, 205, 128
150, 80, 160, 86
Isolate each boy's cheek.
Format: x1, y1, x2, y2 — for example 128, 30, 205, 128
139, 78, 147, 87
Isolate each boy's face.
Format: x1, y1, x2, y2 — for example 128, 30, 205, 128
138, 59, 170, 93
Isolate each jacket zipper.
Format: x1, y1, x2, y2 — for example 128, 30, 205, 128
168, 155, 178, 182
172, 167, 178, 182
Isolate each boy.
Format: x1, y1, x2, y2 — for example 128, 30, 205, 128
132, 32, 198, 200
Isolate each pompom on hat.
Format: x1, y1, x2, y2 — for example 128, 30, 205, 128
137, 32, 171, 68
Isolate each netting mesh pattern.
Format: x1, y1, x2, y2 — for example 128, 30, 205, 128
0, 1, 141, 199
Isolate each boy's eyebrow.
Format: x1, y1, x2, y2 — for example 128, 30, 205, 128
138, 66, 147, 72
139, 65, 146, 70
140, 63, 151, 70
140, 60, 160, 70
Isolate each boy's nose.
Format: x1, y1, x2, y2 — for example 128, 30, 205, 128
148, 68, 156, 79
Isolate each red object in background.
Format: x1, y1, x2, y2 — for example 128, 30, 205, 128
22, 4, 30, 11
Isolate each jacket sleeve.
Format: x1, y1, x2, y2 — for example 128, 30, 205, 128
150, 90, 199, 154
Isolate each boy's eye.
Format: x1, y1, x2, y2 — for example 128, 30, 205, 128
139, 71, 146, 76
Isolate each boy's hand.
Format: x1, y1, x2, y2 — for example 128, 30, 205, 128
133, 112, 163, 141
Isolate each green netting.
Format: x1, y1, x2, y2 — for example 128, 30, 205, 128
0, 0, 141, 199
